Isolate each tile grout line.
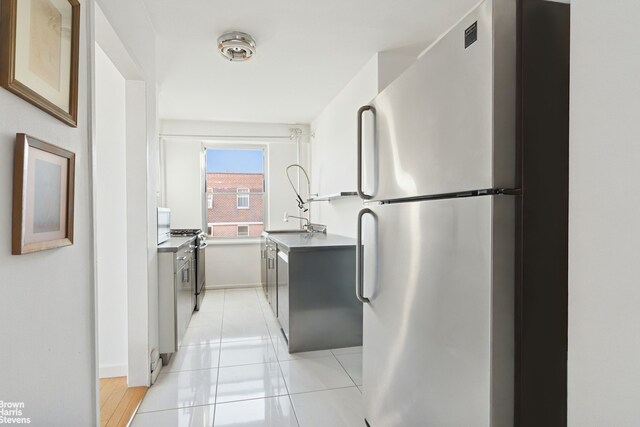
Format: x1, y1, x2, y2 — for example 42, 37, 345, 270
332, 352, 360, 388
134, 290, 242, 421
139, 288, 361, 424
287, 393, 303, 427
207, 384, 360, 408
289, 384, 361, 397
136, 402, 215, 416
212, 289, 227, 425
214, 287, 277, 421
254, 283, 350, 427
255, 286, 282, 364
255, 286, 303, 426
330, 348, 364, 356
209, 384, 361, 409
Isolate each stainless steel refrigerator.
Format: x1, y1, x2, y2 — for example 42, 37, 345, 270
356, 0, 517, 425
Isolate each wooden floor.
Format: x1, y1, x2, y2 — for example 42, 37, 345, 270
100, 377, 147, 427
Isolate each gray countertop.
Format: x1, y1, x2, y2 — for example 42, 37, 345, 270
157, 236, 196, 253
265, 231, 356, 252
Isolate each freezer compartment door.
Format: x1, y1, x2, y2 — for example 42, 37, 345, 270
359, 0, 515, 201
361, 196, 514, 426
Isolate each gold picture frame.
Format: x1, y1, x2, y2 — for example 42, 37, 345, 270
0, 0, 80, 127
12, 133, 75, 255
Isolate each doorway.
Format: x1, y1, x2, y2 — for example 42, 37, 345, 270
94, 3, 151, 425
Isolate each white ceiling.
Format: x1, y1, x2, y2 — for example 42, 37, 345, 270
143, 0, 480, 124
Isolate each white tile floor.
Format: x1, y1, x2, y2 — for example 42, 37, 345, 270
132, 287, 364, 427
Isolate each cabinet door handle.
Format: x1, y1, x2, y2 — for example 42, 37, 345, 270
356, 208, 374, 303
177, 256, 187, 261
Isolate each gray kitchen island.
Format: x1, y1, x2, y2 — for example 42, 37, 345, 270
262, 231, 363, 353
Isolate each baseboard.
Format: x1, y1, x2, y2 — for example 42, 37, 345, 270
99, 364, 127, 378
205, 283, 261, 290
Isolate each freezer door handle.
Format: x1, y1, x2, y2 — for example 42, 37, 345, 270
356, 208, 373, 303
357, 105, 375, 200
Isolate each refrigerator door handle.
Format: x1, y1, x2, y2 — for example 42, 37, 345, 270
356, 208, 374, 303
357, 105, 375, 200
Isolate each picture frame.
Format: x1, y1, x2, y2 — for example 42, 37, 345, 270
12, 133, 75, 255
0, 0, 80, 127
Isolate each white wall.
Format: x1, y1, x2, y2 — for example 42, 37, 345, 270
309, 56, 378, 238
161, 136, 304, 232
162, 139, 202, 228
124, 80, 151, 386
95, 44, 128, 378
160, 120, 309, 288
568, 0, 640, 425
266, 142, 303, 231
309, 53, 417, 238
95, 0, 159, 387
206, 244, 262, 289
0, 1, 95, 424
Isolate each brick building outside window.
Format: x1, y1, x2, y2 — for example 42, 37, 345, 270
206, 172, 264, 238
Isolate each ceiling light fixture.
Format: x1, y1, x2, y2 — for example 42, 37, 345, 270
217, 31, 256, 62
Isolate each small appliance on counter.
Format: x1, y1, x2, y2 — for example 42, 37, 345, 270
157, 208, 171, 244
171, 229, 208, 310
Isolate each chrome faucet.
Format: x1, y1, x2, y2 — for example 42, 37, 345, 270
284, 212, 327, 234
284, 212, 309, 228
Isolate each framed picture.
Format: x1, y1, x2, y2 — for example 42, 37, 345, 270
0, 0, 80, 127
12, 133, 75, 255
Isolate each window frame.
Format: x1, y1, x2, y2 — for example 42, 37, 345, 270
207, 188, 213, 209
237, 225, 250, 236
202, 143, 267, 242
236, 188, 250, 210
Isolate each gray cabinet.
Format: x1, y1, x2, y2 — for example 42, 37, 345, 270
277, 250, 289, 339
158, 239, 195, 359
260, 237, 267, 298
262, 232, 362, 353
176, 256, 193, 348
274, 243, 362, 353
266, 239, 278, 314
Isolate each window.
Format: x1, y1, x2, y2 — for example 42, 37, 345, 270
237, 225, 249, 236
205, 148, 265, 239
237, 188, 249, 209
